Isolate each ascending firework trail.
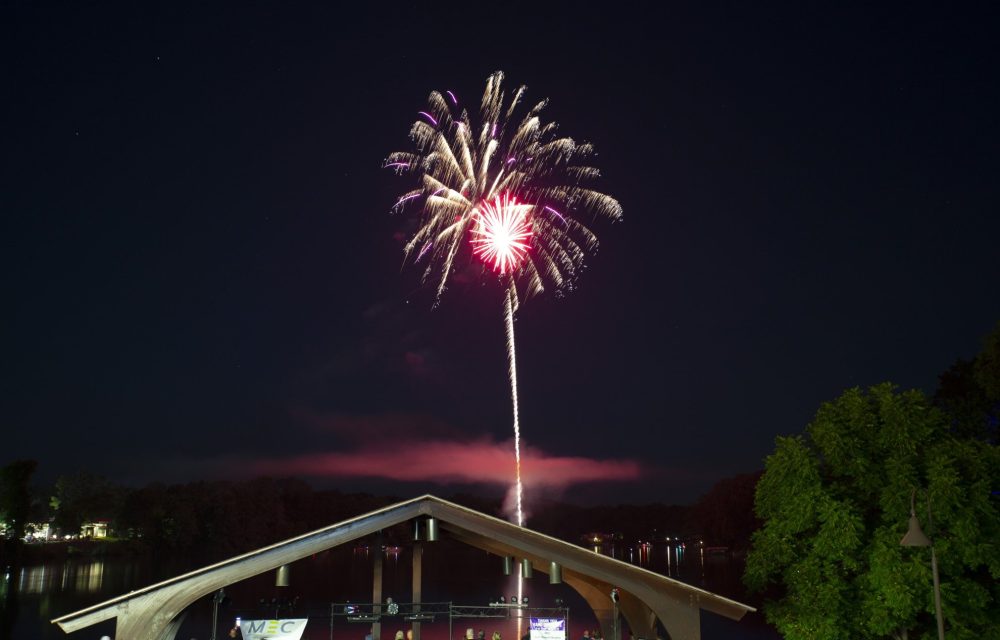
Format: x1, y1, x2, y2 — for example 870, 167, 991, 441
385, 71, 622, 528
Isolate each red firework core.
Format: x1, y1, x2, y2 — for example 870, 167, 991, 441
469, 194, 532, 274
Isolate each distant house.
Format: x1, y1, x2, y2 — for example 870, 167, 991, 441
26, 522, 54, 541
81, 520, 110, 539
580, 531, 615, 545
2, 521, 56, 541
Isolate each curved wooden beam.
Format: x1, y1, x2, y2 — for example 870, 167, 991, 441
53, 496, 748, 640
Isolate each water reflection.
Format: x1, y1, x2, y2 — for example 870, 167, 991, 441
74, 562, 104, 593
637, 542, 651, 566
354, 545, 402, 563
17, 565, 51, 595
588, 540, 722, 589
17, 562, 104, 595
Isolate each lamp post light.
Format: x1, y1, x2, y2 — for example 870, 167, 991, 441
275, 564, 291, 587
900, 490, 944, 640
209, 588, 224, 640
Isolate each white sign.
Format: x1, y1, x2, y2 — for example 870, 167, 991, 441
529, 618, 566, 640
240, 618, 308, 640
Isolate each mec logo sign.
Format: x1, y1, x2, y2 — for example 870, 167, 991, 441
240, 618, 308, 640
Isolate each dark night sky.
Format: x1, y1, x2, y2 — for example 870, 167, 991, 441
3, 2, 999, 506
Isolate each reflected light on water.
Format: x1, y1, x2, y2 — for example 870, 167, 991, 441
590, 540, 706, 581
18, 562, 105, 595
19, 565, 55, 595
637, 542, 650, 566
76, 562, 104, 593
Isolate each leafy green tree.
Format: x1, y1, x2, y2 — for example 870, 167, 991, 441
745, 383, 1000, 639
0, 460, 38, 542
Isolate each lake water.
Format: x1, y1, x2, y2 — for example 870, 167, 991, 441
2, 540, 779, 640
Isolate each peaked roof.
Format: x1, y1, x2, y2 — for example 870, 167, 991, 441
53, 494, 753, 634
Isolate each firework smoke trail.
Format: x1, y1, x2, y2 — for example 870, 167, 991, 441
503, 288, 524, 527
386, 71, 621, 530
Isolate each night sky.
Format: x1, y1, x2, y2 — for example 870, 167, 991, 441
4, 2, 999, 506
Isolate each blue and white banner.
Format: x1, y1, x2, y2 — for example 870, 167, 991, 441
529, 618, 566, 640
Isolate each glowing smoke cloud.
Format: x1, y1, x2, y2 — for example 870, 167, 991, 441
250, 437, 642, 486
386, 71, 621, 530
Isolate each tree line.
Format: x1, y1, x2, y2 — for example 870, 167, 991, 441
0, 472, 403, 562
0, 465, 760, 568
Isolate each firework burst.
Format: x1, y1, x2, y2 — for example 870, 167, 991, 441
386, 71, 621, 530
386, 70, 622, 305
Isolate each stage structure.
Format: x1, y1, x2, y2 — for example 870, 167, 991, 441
52, 495, 754, 640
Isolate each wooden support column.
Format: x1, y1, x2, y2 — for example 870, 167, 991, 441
373, 533, 384, 640
562, 575, 615, 640
412, 541, 423, 640
113, 595, 186, 640
630, 584, 701, 640
154, 610, 188, 640
617, 591, 656, 640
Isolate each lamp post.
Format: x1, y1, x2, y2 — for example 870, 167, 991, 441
900, 490, 944, 640
610, 588, 620, 640
209, 588, 224, 640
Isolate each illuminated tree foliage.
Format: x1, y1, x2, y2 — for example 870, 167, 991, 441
745, 383, 1000, 640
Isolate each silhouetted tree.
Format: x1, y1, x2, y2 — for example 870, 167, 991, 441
116, 478, 397, 561
0, 460, 38, 544
691, 471, 762, 550
935, 321, 1000, 443
52, 472, 124, 535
